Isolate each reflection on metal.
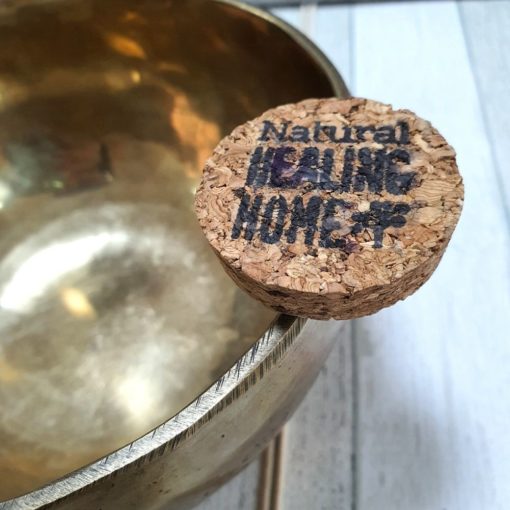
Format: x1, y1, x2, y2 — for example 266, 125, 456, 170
60, 287, 96, 319
104, 32, 147, 59
0, 0, 347, 507
171, 92, 222, 178
0, 181, 10, 209
0, 231, 128, 312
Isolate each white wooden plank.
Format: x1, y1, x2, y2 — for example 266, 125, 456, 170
278, 322, 353, 510
352, 2, 510, 510
270, 6, 301, 29
305, 4, 353, 88
270, 6, 355, 510
459, 1, 510, 211
273, 3, 352, 87
298, 2, 317, 37
195, 460, 261, 510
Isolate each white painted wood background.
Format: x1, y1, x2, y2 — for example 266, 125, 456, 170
197, 2, 510, 509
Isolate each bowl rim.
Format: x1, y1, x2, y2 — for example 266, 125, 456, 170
0, 1, 347, 506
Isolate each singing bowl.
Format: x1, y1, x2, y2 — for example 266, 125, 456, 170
0, 0, 348, 508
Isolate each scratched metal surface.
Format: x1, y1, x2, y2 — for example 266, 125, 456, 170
196, 1, 510, 509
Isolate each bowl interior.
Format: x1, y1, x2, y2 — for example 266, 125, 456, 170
0, 0, 337, 500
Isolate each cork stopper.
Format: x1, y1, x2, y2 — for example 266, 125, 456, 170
194, 98, 463, 320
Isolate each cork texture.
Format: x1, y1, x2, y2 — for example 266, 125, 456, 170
195, 98, 464, 320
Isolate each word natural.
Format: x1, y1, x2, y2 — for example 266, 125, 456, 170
246, 121, 416, 195
232, 190, 411, 250
258, 120, 411, 145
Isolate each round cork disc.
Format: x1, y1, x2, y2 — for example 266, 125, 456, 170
195, 98, 464, 320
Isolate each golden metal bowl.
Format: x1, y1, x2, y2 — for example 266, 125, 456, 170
0, 0, 347, 508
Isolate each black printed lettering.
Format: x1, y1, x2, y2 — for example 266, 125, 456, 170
286, 195, 323, 245
231, 190, 263, 241
246, 146, 275, 187
258, 121, 289, 142
320, 198, 348, 249
260, 195, 288, 244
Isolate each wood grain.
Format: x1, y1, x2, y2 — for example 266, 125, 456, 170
352, 2, 510, 509
195, 460, 261, 510
278, 321, 353, 510
459, 1, 510, 212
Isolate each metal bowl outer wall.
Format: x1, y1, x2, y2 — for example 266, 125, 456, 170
0, 1, 348, 508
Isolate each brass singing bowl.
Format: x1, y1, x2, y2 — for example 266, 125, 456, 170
0, 1, 347, 508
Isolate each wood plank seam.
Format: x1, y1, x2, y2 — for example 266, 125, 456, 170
257, 432, 285, 510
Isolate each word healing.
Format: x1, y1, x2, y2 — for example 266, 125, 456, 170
246, 144, 415, 195
247, 122, 414, 196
